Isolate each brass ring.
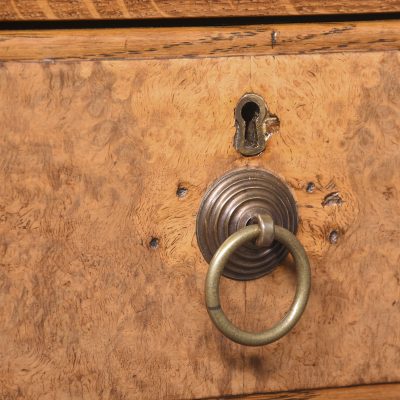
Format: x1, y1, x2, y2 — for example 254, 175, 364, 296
205, 220, 311, 346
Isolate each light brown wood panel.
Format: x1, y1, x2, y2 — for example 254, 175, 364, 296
0, 21, 399, 62
243, 52, 400, 393
0, 51, 399, 399
1, 0, 400, 20
217, 383, 400, 399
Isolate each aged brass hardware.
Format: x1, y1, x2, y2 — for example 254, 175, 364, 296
205, 214, 311, 346
197, 168, 311, 345
196, 168, 298, 280
234, 93, 279, 156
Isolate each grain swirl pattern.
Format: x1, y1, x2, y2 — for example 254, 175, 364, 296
0, 52, 399, 399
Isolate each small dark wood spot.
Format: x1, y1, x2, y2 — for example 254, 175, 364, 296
306, 182, 315, 193
383, 186, 394, 200
329, 230, 339, 244
149, 238, 159, 249
176, 185, 188, 198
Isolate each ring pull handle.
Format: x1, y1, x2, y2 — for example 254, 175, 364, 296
205, 214, 311, 346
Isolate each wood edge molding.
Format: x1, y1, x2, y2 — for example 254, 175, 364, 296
0, 20, 399, 62
0, 0, 400, 21
205, 383, 400, 400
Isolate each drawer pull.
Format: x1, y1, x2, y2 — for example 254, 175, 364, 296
205, 214, 311, 346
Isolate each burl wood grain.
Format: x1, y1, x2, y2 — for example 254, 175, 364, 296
1, 0, 399, 20
0, 21, 400, 62
0, 52, 399, 399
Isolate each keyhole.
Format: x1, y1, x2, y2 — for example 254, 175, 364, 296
234, 93, 271, 156
241, 101, 260, 148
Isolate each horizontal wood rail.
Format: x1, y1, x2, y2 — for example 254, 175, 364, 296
0, 20, 399, 62
207, 383, 400, 399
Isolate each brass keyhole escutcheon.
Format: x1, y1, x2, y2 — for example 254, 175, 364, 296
196, 168, 298, 280
234, 93, 279, 156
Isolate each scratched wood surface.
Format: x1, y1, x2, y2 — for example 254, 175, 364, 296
218, 383, 400, 399
0, 51, 399, 399
0, 21, 399, 62
1, 0, 399, 20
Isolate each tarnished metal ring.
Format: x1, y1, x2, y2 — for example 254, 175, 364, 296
205, 223, 311, 346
